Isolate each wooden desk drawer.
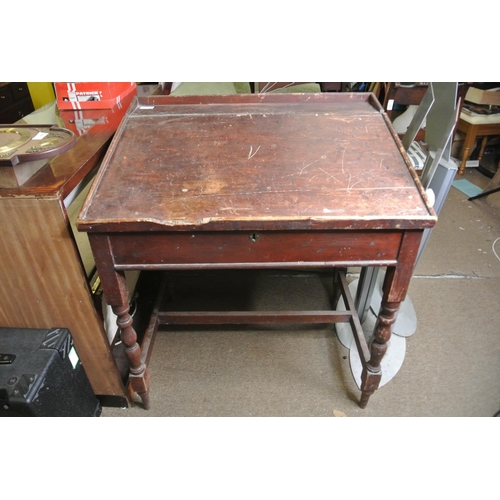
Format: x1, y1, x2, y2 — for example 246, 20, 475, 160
109, 230, 402, 268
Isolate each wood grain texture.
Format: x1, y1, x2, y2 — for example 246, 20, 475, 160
108, 230, 403, 267
0, 96, 137, 402
78, 93, 436, 233
0, 197, 125, 396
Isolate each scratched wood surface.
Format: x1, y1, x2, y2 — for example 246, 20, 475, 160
78, 93, 436, 232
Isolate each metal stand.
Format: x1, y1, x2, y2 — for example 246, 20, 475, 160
468, 168, 500, 200
353, 83, 460, 336
337, 83, 461, 383
469, 186, 500, 200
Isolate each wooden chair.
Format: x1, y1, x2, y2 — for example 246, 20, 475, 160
381, 82, 469, 143
381, 83, 429, 141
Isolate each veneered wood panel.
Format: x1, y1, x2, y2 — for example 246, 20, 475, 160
0, 197, 124, 396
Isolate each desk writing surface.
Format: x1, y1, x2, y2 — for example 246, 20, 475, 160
78, 93, 436, 232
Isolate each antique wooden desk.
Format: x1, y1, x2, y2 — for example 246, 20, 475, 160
77, 93, 436, 409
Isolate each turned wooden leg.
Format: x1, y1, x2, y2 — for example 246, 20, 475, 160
358, 232, 422, 408
477, 136, 488, 165
359, 300, 400, 408
459, 147, 471, 176
114, 302, 151, 409
459, 130, 477, 176
88, 234, 152, 409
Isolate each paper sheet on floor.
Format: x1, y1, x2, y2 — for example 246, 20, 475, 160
452, 179, 483, 198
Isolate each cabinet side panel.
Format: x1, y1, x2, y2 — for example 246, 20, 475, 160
0, 197, 125, 397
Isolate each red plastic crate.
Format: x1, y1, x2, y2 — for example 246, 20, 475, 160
55, 82, 136, 110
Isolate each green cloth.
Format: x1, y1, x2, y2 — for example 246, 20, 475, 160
269, 83, 321, 93
233, 82, 252, 94
169, 82, 319, 96
170, 82, 238, 96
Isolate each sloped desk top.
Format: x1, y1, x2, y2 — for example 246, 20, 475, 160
79, 93, 436, 232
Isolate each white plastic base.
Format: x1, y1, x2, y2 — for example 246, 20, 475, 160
348, 308, 406, 389
335, 277, 407, 388
370, 271, 417, 338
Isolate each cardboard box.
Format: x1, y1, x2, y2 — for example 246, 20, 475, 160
55, 82, 137, 110
465, 86, 500, 106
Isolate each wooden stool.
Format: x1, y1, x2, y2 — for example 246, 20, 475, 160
456, 111, 500, 175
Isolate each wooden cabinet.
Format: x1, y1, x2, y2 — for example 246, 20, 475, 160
0, 82, 35, 123
0, 94, 137, 405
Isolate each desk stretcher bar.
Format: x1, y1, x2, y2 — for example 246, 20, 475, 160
139, 270, 372, 407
